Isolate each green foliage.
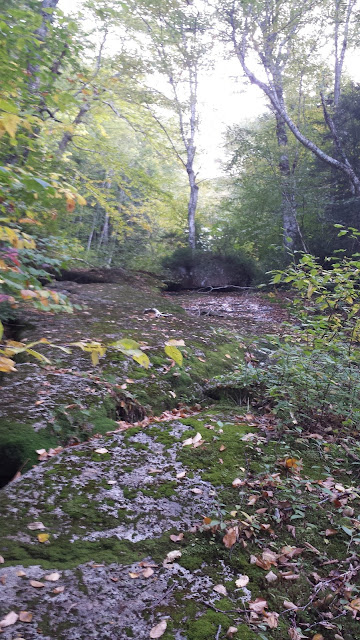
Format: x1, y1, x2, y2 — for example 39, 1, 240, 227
213, 246, 360, 430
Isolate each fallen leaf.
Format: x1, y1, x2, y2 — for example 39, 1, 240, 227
284, 600, 298, 610
265, 611, 279, 628
265, 570, 278, 583
235, 574, 249, 587
0, 611, 18, 628
45, 572, 60, 582
190, 488, 203, 495
16, 571, 26, 577
214, 584, 227, 596
170, 533, 184, 542
163, 550, 182, 566
325, 528, 337, 536
219, 444, 226, 452
0, 555, 4, 563
19, 611, 33, 623
129, 572, 140, 579
52, 586, 65, 594
349, 598, 360, 611
249, 598, 268, 614
94, 448, 108, 454
148, 468, 162, 474
150, 620, 167, 638
232, 478, 242, 487
312, 635, 325, 640
30, 580, 45, 588
27, 521, 45, 530
176, 471, 186, 479
37, 533, 50, 543
110, 576, 119, 582
142, 567, 154, 578
288, 629, 307, 640
223, 527, 237, 548
226, 627, 238, 638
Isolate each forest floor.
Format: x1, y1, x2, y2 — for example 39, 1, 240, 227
0, 274, 359, 640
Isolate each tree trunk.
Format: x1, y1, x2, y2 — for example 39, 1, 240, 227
187, 168, 198, 250
28, 0, 60, 94
58, 103, 90, 155
275, 112, 300, 251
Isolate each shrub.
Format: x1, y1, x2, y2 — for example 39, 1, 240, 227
163, 247, 260, 288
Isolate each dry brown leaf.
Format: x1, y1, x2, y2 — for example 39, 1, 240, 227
27, 522, 45, 531
191, 488, 203, 495
149, 620, 167, 638
284, 600, 298, 610
265, 570, 278, 583
142, 567, 154, 578
248, 495, 259, 505
226, 627, 238, 639
16, 571, 26, 577
163, 550, 182, 566
219, 444, 226, 452
0, 611, 18, 628
288, 629, 305, 640
94, 448, 108, 454
45, 572, 60, 582
0, 555, 4, 564
325, 528, 337, 537
129, 572, 140, 579
213, 584, 227, 596
235, 574, 249, 588
249, 598, 268, 614
176, 471, 186, 479
169, 533, 184, 542
30, 580, 45, 588
312, 635, 325, 640
19, 611, 33, 623
232, 478, 242, 487
52, 586, 65, 594
223, 527, 237, 549
264, 612, 279, 628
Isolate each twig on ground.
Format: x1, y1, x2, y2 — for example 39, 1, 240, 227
215, 624, 222, 639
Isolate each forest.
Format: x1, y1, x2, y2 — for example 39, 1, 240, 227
1, 1, 360, 640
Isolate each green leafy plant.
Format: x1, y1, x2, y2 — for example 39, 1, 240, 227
212, 241, 360, 430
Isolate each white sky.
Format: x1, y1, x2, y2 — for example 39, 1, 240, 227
59, 0, 360, 180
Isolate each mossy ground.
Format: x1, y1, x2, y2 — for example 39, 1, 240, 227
1, 282, 359, 639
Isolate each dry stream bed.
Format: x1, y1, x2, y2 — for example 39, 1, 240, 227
0, 277, 359, 640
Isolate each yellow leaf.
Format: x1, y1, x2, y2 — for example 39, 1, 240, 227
37, 533, 50, 543
0, 114, 21, 138
132, 351, 150, 368
164, 345, 183, 367
77, 194, 87, 206
91, 350, 99, 366
0, 356, 16, 372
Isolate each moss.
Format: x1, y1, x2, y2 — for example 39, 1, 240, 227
0, 420, 57, 487
187, 609, 232, 640
0, 531, 175, 570
178, 418, 252, 485
140, 481, 177, 499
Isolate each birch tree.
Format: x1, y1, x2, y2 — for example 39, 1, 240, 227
132, 0, 210, 249
219, 0, 360, 247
